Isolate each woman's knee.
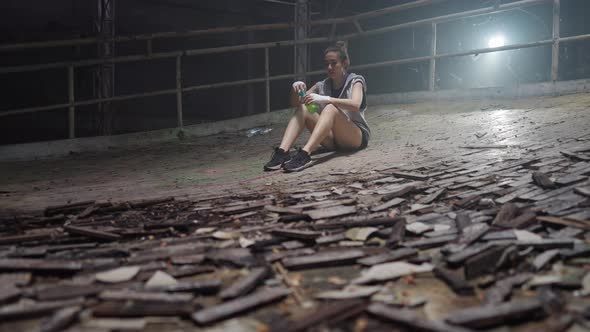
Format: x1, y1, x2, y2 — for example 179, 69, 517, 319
319, 104, 339, 117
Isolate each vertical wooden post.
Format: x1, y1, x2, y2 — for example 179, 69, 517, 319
265, 48, 270, 113
294, 0, 308, 81
551, 0, 560, 82
146, 39, 152, 56
429, 22, 437, 91
176, 55, 183, 127
68, 66, 75, 139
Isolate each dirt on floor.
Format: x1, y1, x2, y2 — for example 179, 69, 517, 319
2, 93, 590, 214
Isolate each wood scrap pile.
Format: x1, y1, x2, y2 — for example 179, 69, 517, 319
0, 142, 589, 331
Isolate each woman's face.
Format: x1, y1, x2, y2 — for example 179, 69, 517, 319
324, 51, 345, 79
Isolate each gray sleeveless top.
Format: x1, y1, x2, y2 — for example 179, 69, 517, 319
314, 73, 370, 140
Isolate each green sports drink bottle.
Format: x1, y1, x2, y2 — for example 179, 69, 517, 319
298, 90, 318, 114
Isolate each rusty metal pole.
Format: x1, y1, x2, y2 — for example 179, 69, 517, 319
294, 0, 309, 82
176, 55, 183, 128
265, 48, 270, 113
429, 22, 437, 91
551, 0, 560, 82
68, 66, 75, 139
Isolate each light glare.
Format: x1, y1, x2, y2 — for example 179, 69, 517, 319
488, 35, 505, 48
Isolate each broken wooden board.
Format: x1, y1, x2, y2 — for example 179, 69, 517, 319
419, 188, 447, 205
274, 299, 366, 332
35, 284, 104, 301
464, 245, 510, 280
98, 290, 193, 304
92, 301, 192, 317
381, 184, 418, 201
445, 298, 545, 328
282, 249, 365, 270
368, 303, 473, 332
0, 298, 84, 321
0, 230, 58, 245
0, 285, 21, 305
357, 248, 418, 266
537, 216, 590, 230
192, 287, 290, 324
390, 171, 430, 181
387, 218, 406, 248
270, 229, 321, 240
158, 281, 221, 295
456, 223, 489, 246
64, 225, 121, 241
0, 259, 82, 273
371, 198, 405, 212
219, 267, 269, 300
492, 203, 519, 227
306, 205, 357, 220
433, 267, 474, 296
353, 261, 434, 284
483, 273, 532, 305
39, 305, 81, 332
532, 171, 555, 189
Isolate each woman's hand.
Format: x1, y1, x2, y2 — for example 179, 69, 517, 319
292, 81, 307, 94
303, 93, 331, 105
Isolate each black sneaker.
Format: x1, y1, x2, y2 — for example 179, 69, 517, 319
283, 148, 313, 172
263, 147, 291, 171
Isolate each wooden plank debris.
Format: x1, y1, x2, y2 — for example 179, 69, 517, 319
386, 218, 406, 247
219, 267, 270, 300
483, 273, 532, 305
390, 171, 430, 181
532, 171, 555, 189
0, 259, 82, 273
0, 285, 21, 305
371, 197, 405, 212
306, 205, 357, 220
419, 188, 447, 204
275, 299, 367, 332
433, 267, 474, 296
368, 303, 474, 332
99, 290, 193, 303
282, 249, 365, 270
39, 305, 81, 332
0, 298, 85, 321
492, 203, 519, 227
357, 248, 418, 266
445, 298, 545, 328
93, 301, 192, 317
381, 184, 417, 201
270, 229, 321, 240
192, 287, 290, 324
64, 225, 120, 241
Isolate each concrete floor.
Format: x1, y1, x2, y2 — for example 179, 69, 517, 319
1, 92, 590, 214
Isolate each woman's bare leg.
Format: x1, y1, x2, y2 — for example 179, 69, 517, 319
279, 105, 336, 151
302, 105, 362, 153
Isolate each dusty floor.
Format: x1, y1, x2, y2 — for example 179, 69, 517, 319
0, 93, 589, 331
2, 93, 590, 214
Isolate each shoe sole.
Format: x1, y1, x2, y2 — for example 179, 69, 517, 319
283, 160, 314, 173
263, 164, 283, 171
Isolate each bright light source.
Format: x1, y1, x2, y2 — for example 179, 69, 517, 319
488, 35, 505, 48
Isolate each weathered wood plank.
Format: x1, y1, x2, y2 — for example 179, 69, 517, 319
445, 298, 545, 328
357, 248, 418, 266
64, 225, 120, 241
282, 250, 365, 270
0, 259, 82, 273
192, 287, 290, 324
368, 303, 474, 332
306, 205, 357, 220
433, 267, 474, 296
219, 267, 269, 300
